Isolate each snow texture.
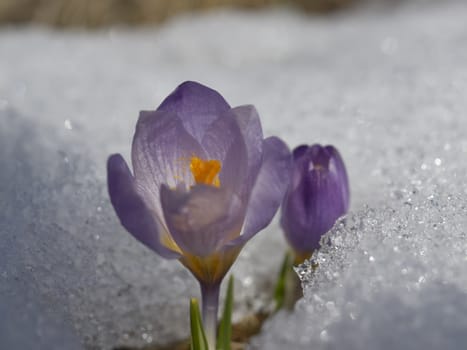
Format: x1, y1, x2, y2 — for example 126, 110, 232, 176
1, 0, 466, 349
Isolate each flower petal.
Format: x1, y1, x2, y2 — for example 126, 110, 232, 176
157, 81, 231, 142
280, 174, 312, 250
160, 184, 244, 257
131, 110, 207, 217
231, 105, 263, 199
200, 110, 248, 196
292, 144, 309, 160
228, 136, 292, 246
326, 145, 350, 212
282, 172, 344, 252
107, 154, 180, 259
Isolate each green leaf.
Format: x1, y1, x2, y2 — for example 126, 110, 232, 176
274, 251, 292, 311
217, 275, 234, 350
190, 298, 209, 350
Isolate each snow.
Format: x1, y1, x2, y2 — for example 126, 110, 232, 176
1, 0, 467, 349
251, 192, 467, 349
0, 284, 83, 350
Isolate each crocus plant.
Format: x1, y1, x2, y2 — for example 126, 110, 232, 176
274, 144, 349, 310
281, 144, 350, 264
107, 81, 291, 349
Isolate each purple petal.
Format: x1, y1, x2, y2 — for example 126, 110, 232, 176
160, 184, 244, 257
280, 144, 350, 253
231, 105, 263, 198
309, 144, 331, 168
157, 81, 230, 142
293, 144, 309, 160
200, 110, 248, 195
228, 136, 292, 246
131, 110, 207, 217
326, 146, 350, 212
107, 154, 180, 259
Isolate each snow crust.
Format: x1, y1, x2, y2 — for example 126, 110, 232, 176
1, 0, 466, 349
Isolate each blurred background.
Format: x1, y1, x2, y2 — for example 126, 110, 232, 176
2, 0, 465, 349
0, 0, 411, 28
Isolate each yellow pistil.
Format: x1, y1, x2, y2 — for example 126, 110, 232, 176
190, 157, 221, 187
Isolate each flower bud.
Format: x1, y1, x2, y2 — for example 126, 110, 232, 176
280, 144, 349, 261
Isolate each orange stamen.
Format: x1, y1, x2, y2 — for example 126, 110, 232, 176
190, 157, 221, 187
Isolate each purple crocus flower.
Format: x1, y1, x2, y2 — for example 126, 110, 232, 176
107, 81, 291, 348
280, 144, 349, 263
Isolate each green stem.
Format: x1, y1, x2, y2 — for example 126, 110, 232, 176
283, 265, 303, 310
281, 250, 313, 310
201, 283, 220, 350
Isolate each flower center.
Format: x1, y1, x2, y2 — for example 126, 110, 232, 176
190, 157, 221, 187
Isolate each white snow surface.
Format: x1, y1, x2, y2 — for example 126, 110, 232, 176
1, 1, 467, 349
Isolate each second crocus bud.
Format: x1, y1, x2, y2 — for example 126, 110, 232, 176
280, 144, 350, 264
